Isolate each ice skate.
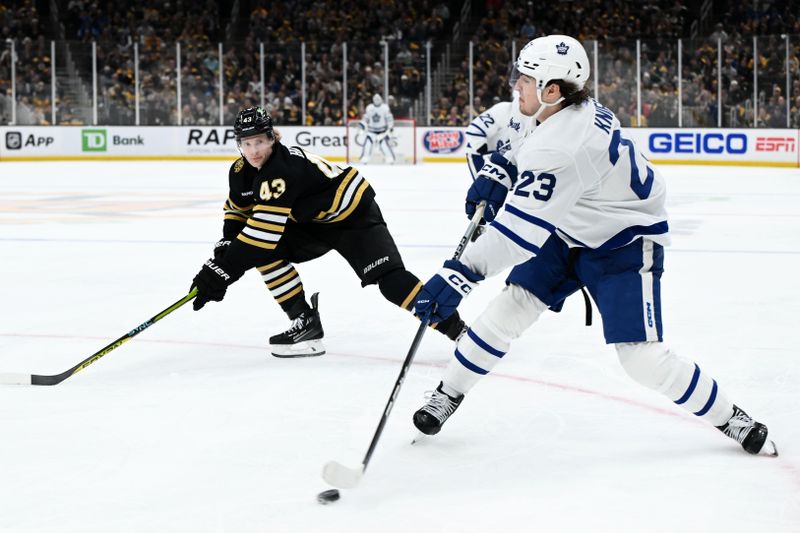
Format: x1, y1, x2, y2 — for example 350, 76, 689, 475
717, 405, 778, 456
269, 292, 325, 358
413, 382, 464, 435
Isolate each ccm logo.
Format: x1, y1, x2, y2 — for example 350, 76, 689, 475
447, 273, 473, 295
755, 136, 796, 152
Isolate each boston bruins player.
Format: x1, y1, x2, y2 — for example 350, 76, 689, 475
191, 106, 465, 356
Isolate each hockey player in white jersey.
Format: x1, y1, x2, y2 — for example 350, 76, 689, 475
464, 91, 534, 239
412, 35, 777, 457
465, 90, 533, 181
359, 94, 395, 164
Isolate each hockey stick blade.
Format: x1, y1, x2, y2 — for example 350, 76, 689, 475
0, 373, 32, 385
322, 461, 364, 489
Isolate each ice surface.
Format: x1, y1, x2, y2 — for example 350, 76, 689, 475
0, 161, 798, 532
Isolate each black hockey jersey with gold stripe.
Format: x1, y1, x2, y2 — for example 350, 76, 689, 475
222, 143, 375, 254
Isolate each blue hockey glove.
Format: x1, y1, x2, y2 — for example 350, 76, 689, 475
414, 260, 484, 323
465, 152, 518, 222
466, 176, 508, 223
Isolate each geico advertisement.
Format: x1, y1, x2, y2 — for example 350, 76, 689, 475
624, 128, 799, 166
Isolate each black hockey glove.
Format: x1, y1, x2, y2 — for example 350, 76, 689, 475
213, 239, 231, 260
191, 258, 242, 311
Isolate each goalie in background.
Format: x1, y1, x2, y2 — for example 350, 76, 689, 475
359, 94, 395, 164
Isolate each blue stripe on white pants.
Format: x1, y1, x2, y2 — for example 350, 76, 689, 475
639, 240, 659, 342
443, 286, 548, 395
615, 343, 733, 426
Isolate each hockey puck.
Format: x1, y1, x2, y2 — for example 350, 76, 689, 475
317, 489, 340, 504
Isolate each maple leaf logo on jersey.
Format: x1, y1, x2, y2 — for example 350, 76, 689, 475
556, 42, 569, 55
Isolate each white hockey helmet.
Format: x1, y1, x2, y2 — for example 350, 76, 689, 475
373, 94, 383, 106
512, 35, 590, 91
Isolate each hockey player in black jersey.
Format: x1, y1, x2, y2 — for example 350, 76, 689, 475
190, 106, 465, 356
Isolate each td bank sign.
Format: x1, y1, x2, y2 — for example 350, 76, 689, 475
81, 129, 107, 151
81, 129, 145, 152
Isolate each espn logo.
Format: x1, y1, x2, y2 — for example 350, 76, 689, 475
755, 136, 796, 152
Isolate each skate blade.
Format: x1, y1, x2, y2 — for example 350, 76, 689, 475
761, 439, 779, 457
271, 339, 325, 358
411, 431, 427, 445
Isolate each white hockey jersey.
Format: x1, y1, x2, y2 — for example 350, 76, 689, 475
363, 103, 394, 133
464, 93, 533, 180
463, 98, 670, 278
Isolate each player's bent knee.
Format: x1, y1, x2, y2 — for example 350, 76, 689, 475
615, 342, 689, 393
478, 284, 547, 341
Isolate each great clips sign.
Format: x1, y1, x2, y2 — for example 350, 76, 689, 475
625, 128, 799, 167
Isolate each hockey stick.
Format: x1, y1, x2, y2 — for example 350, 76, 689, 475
0, 288, 198, 386
322, 202, 486, 489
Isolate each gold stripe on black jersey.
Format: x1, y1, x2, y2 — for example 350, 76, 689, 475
316, 168, 357, 218
325, 179, 370, 223
254, 204, 292, 215
247, 219, 284, 232
224, 213, 248, 223
238, 204, 291, 250
314, 168, 370, 223
224, 197, 254, 216
401, 281, 423, 310
238, 233, 277, 250
224, 197, 253, 224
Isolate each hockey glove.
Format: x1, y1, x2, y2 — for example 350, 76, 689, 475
414, 260, 484, 323
465, 153, 518, 223
213, 239, 231, 260
191, 258, 242, 311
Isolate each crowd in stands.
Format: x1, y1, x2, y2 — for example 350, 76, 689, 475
2, 0, 799, 128
432, 0, 800, 128
238, 0, 448, 125
1, 1, 52, 125
60, 0, 231, 125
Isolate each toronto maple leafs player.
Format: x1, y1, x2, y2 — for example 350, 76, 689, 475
465, 90, 533, 182
359, 94, 395, 164
412, 35, 777, 457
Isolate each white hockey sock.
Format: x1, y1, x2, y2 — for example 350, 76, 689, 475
443, 320, 510, 393
443, 285, 547, 395
616, 342, 733, 426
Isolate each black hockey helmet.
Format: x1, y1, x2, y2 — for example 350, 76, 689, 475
234, 106, 274, 141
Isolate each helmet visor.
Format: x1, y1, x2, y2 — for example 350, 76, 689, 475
507, 64, 535, 89
507, 64, 522, 88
